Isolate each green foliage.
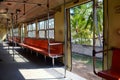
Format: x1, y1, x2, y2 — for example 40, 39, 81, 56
70, 1, 103, 45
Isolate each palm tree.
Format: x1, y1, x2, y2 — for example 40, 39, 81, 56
71, 2, 93, 45
70, 0, 103, 46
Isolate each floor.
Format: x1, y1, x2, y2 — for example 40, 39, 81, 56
0, 42, 87, 80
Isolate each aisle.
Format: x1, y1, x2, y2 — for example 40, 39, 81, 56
0, 42, 86, 80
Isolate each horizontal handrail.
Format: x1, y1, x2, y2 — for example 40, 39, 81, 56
94, 48, 113, 54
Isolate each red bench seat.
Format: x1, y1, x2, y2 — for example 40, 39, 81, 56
19, 38, 63, 66
97, 48, 120, 80
8, 36, 21, 43
98, 70, 120, 80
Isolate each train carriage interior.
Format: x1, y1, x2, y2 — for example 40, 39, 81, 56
0, 0, 120, 80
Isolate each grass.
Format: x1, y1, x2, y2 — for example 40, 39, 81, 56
72, 53, 102, 69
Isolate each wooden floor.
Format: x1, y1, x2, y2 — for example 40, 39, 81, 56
0, 42, 86, 80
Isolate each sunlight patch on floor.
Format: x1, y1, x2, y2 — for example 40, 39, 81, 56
8, 49, 29, 63
52, 68, 87, 80
14, 55, 29, 63
19, 68, 65, 80
19, 68, 87, 80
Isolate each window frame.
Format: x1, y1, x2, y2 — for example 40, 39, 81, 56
27, 23, 36, 38
13, 28, 19, 37
38, 18, 55, 39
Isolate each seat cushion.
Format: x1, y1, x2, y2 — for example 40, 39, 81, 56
98, 70, 120, 80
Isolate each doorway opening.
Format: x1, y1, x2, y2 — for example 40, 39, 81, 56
70, 1, 103, 80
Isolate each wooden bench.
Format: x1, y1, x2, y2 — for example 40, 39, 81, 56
97, 48, 120, 80
19, 38, 63, 66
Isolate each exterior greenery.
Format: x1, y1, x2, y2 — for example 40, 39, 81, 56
70, 1, 103, 46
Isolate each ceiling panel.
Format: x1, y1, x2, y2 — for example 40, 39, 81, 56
0, 0, 73, 24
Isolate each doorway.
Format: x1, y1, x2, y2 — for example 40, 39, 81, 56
69, 1, 103, 80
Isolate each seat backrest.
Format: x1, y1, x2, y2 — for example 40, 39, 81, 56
24, 38, 34, 46
23, 38, 63, 54
111, 48, 120, 73
33, 39, 48, 49
23, 38, 48, 49
50, 42, 63, 54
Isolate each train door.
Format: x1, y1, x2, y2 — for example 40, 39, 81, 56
92, 0, 120, 79
69, 0, 103, 79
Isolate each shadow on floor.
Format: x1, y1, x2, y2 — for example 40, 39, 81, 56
0, 42, 65, 80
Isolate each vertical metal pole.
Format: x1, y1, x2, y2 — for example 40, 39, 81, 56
15, 10, 18, 47
47, 0, 51, 62
6, 19, 9, 53
20, 16, 22, 43
23, 2, 26, 15
106, 0, 109, 70
11, 13, 15, 61
64, 0, 67, 78
93, 0, 97, 52
93, 0, 97, 74
95, 1, 102, 47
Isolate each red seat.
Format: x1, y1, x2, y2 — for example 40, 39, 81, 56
8, 36, 21, 43
19, 38, 63, 66
98, 70, 120, 80
97, 48, 120, 80
19, 38, 63, 58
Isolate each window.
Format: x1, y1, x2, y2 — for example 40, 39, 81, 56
38, 18, 54, 39
21, 24, 25, 38
13, 28, 18, 36
47, 19, 54, 39
21, 24, 25, 42
38, 21, 46, 38
27, 23, 36, 37
47, 30, 54, 39
8, 29, 12, 37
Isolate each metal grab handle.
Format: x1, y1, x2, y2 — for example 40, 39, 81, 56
94, 48, 112, 54
92, 48, 112, 75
